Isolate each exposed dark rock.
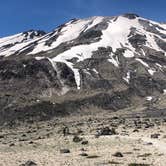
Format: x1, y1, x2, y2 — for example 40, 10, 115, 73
137, 153, 152, 158
128, 34, 147, 49
45, 34, 59, 47
138, 19, 166, 39
0, 90, 131, 126
96, 127, 116, 136
79, 153, 88, 156
9, 143, 15, 147
154, 36, 166, 51
86, 155, 100, 159
128, 163, 150, 166
151, 133, 160, 139
113, 152, 124, 157
81, 140, 88, 145
22, 30, 46, 39
133, 129, 139, 132
20, 160, 37, 166
62, 126, 70, 136
0, 58, 75, 95
123, 13, 139, 19
0, 135, 4, 139
60, 149, 70, 153
145, 142, 153, 146
29, 141, 34, 144
79, 30, 102, 40
129, 73, 166, 96
73, 136, 83, 143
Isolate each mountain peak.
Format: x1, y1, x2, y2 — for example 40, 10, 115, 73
122, 13, 140, 19
22, 29, 46, 38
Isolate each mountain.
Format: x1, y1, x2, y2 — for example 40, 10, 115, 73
0, 30, 46, 56
0, 13, 166, 126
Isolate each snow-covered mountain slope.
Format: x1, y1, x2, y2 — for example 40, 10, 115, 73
0, 30, 46, 57
1, 13, 166, 124
0, 14, 165, 58
161, 23, 166, 29
0, 13, 166, 96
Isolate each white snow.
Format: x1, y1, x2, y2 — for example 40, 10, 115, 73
0, 33, 24, 47
0, 32, 45, 57
123, 71, 130, 83
141, 49, 146, 56
136, 58, 156, 75
82, 69, 91, 75
92, 68, 99, 74
30, 19, 93, 54
146, 96, 153, 101
148, 68, 156, 75
123, 49, 134, 58
161, 24, 166, 29
136, 58, 149, 67
163, 89, 166, 95
108, 53, 119, 67
35, 56, 46, 60
84, 16, 104, 31
156, 63, 162, 68
156, 26, 166, 34
145, 34, 162, 51
0, 33, 26, 56
0, 42, 30, 57
52, 56, 81, 90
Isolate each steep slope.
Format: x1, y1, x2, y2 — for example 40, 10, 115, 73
0, 13, 166, 125
0, 30, 46, 57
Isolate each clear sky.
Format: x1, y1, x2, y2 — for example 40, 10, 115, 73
0, 0, 165, 37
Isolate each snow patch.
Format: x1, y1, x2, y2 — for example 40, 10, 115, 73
0, 33, 24, 47
92, 68, 99, 74
156, 63, 162, 68
123, 71, 131, 83
145, 34, 161, 51
35, 56, 46, 60
108, 54, 119, 67
148, 68, 156, 75
163, 89, 166, 95
47, 58, 71, 94
52, 56, 81, 90
123, 49, 134, 58
136, 58, 149, 67
146, 96, 153, 101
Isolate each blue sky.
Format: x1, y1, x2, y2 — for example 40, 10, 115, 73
0, 0, 165, 37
